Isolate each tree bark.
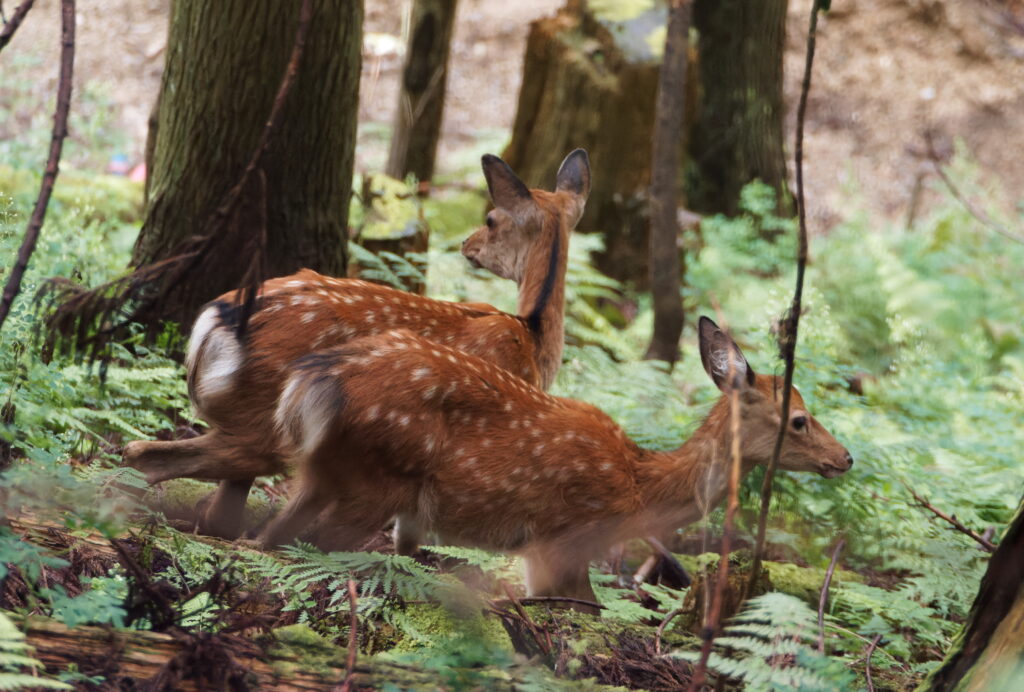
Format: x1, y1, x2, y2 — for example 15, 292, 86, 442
386, 0, 458, 184
644, 0, 691, 366
687, 0, 791, 217
922, 499, 1024, 691
132, 0, 362, 328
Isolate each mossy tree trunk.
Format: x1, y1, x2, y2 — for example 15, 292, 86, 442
386, 0, 458, 184
503, 2, 662, 285
687, 0, 791, 217
132, 0, 363, 327
922, 499, 1024, 691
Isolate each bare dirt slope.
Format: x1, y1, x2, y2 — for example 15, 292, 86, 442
5, 0, 1023, 225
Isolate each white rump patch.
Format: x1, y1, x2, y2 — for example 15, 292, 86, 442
189, 306, 244, 408
275, 371, 340, 458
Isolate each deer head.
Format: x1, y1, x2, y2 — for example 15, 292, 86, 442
462, 149, 591, 283
698, 316, 853, 478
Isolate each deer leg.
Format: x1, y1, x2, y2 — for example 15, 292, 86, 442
198, 478, 255, 539
123, 432, 265, 484
258, 486, 332, 549
392, 513, 425, 556
644, 536, 691, 588
523, 547, 600, 614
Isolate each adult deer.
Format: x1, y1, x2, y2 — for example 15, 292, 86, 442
124, 149, 591, 539
264, 317, 853, 607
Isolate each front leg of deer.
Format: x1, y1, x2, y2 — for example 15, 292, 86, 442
393, 513, 425, 556
198, 478, 255, 539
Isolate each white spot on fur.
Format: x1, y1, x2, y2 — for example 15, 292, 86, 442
412, 367, 432, 381
301, 311, 317, 323
422, 385, 438, 400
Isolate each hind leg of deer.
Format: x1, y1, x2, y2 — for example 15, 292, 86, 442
197, 478, 255, 539
123, 431, 266, 484
523, 547, 600, 614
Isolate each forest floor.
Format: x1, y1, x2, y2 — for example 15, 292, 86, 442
6, 0, 1024, 228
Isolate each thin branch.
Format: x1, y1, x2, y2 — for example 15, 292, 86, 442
747, 0, 823, 601
0, 0, 34, 54
337, 579, 359, 692
924, 132, 1024, 245
864, 633, 882, 692
490, 595, 605, 611
687, 381, 742, 690
817, 539, 845, 653
39, 0, 315, 359
498, 581, 552, 656
0, 0, 73, 334
904, 482, 996, 552
655, 607, 685, 655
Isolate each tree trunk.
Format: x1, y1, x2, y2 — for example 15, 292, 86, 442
687, 0, 791, 217
386, 0, 458, 184
132, 0, 362, 328
922, 499, 1024, 691
503, 3, 664, 285
644, 0, 692, 366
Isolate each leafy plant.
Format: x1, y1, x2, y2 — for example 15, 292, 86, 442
0, 611, 72, 690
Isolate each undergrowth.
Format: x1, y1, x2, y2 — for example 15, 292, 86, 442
1, 147, 1022, 687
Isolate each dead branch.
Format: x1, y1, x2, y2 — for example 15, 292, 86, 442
0, 0, 73, 334
924, 131, 1024, 245
817, 538, 845, 653
498, 582, 552, 656
0, 0, 34, 54
865, 633, 883, 692
687, 379, 742, 690
904, 482, 996, 552
38, 0, 315, 361
490, 595, 605, 611
654, 607, 685, 656
747, 0, 824, 601
337, 579, 359, 692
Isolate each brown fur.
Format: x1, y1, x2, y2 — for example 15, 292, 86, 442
264, 318, 852, 604
123, 151, 591, 538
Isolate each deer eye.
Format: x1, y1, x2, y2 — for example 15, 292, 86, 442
486, 215, 496, 229
791, 415, 808, 431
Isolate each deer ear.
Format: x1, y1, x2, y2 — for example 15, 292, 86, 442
698, 316, 756, 393
482, 154, 533, 212
555, 148, 591, 226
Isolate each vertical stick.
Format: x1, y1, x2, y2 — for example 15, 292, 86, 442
0, 0, 74, 334
746, 0, 823, 601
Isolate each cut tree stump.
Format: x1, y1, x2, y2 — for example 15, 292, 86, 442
503, 1, 694, 285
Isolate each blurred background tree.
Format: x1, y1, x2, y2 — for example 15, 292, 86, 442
132, 0, 363, 328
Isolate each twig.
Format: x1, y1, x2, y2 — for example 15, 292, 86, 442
337, 579, 359, 692
924, 132, 1024, 245
499, 582, 552, 655
0, 0, 73, 334
687, 382, 742, 690
490, 595, 605, 611
817, 539, 845, 653
655, 607, 685, 655
864, 633, 882, 692
904, 482, 996, 552
0, 0, 34, 54
746, 0, 823, 601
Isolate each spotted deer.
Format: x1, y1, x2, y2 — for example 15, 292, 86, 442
263, 317, 853, 607
123, 149, 591, 539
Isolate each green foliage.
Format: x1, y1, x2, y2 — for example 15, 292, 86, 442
674, 592, 855, 691
0, 611, 72, 690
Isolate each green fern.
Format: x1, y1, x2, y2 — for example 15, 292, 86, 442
673, 592, 855, 691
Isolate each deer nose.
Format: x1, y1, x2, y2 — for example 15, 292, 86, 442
844, 452, 854, 468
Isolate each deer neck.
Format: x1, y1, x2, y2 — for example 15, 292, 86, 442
638, 399, 759, 534
516, 217, 567, 389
